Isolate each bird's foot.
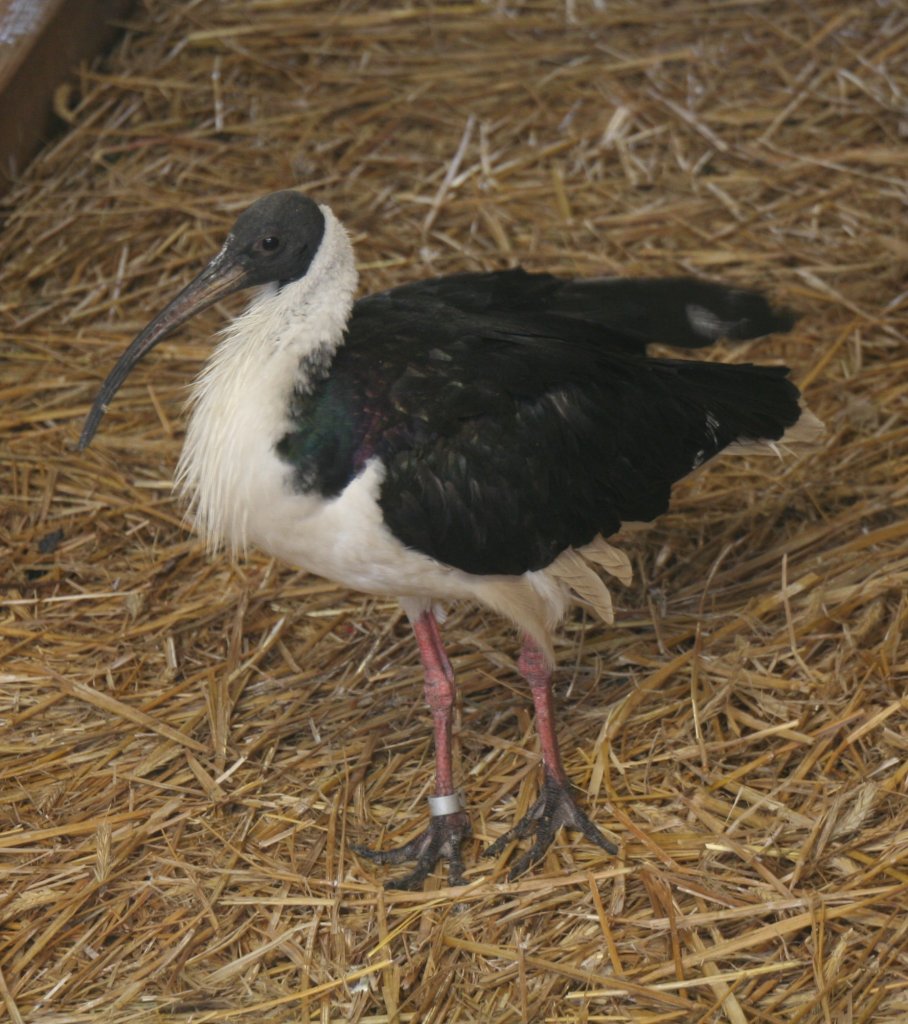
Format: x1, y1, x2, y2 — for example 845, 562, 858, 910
352, 810, 472, 890
483, 773, 617, 880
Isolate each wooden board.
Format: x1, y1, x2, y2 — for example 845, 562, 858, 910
0, 0, 134, 186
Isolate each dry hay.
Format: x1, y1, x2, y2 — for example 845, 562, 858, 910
1, 1, 907, 1021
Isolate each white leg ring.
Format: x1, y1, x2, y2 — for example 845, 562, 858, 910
428, 792, 464, 816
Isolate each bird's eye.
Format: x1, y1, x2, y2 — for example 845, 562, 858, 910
260, 236, 280, 251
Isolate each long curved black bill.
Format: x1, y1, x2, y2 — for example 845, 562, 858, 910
78, 251, 248, 450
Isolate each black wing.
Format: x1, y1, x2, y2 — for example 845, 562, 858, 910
276, 272, 802, 576
368, 268, 795, 350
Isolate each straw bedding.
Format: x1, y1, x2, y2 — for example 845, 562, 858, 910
2, 1, 906, 1020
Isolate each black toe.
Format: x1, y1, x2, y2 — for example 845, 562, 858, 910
353, 810, 472, 889
484, 773, 616, 879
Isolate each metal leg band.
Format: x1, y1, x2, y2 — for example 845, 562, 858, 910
428, 792, 464, 816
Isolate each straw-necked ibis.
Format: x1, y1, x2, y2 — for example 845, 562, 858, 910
80, 190, 822, 888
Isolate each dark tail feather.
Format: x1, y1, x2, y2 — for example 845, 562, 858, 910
648, 358, 822, 487
666, 359, 802, 443
576, 355, 822, 529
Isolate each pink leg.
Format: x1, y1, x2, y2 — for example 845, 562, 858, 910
353, 611, 471, 889
484, 634, 617, 878
517, 635, 568, 785
412, 611, 457, 797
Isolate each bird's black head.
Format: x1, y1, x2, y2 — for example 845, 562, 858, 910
78, 190, 327, 449
223, 190, 326, 288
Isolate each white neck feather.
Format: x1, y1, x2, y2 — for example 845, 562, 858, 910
175, 205, 357, 553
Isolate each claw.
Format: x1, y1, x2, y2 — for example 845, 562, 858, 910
484, 773, 617, 880
353, 810, 472, 890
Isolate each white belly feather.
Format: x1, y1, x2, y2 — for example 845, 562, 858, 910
177, 326, 507, 607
